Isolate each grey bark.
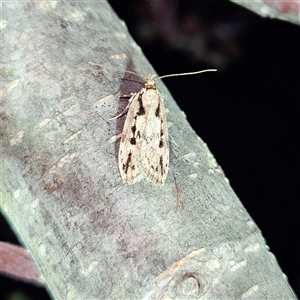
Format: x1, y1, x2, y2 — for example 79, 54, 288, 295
231, 0, 300, 25
1, 1, 296, 299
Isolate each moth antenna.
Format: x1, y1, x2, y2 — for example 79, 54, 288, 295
158, 69, 217, 80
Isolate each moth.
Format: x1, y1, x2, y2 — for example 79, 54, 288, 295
116, 69, 217, 185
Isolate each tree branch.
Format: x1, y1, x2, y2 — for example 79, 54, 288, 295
1, 1, 296, 298
231, 0, 300, 25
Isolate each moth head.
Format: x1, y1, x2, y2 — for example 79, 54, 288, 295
145, 74, 157, 90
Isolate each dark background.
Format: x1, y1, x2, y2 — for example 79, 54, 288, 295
1, 1, 299, 299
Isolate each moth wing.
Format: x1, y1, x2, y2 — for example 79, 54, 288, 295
118, 91, 146, 184
141, 91, 169, 185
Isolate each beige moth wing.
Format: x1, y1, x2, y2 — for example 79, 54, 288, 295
140, 76, 169, 185
118, 91, 146, 184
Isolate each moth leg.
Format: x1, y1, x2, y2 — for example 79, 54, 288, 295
107, 132, 122, 143
121, 92, 135, 98
109, 93, 137, 120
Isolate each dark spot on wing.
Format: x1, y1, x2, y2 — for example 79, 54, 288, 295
129, 117, 140, 145
131, 124, 136, 134
159, 139, 164, 148
137, 93, 145, 116
159, 126, 164, 148
123, 152, 132, 174
155, 102, 160, 117
159, 156, 164, 176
